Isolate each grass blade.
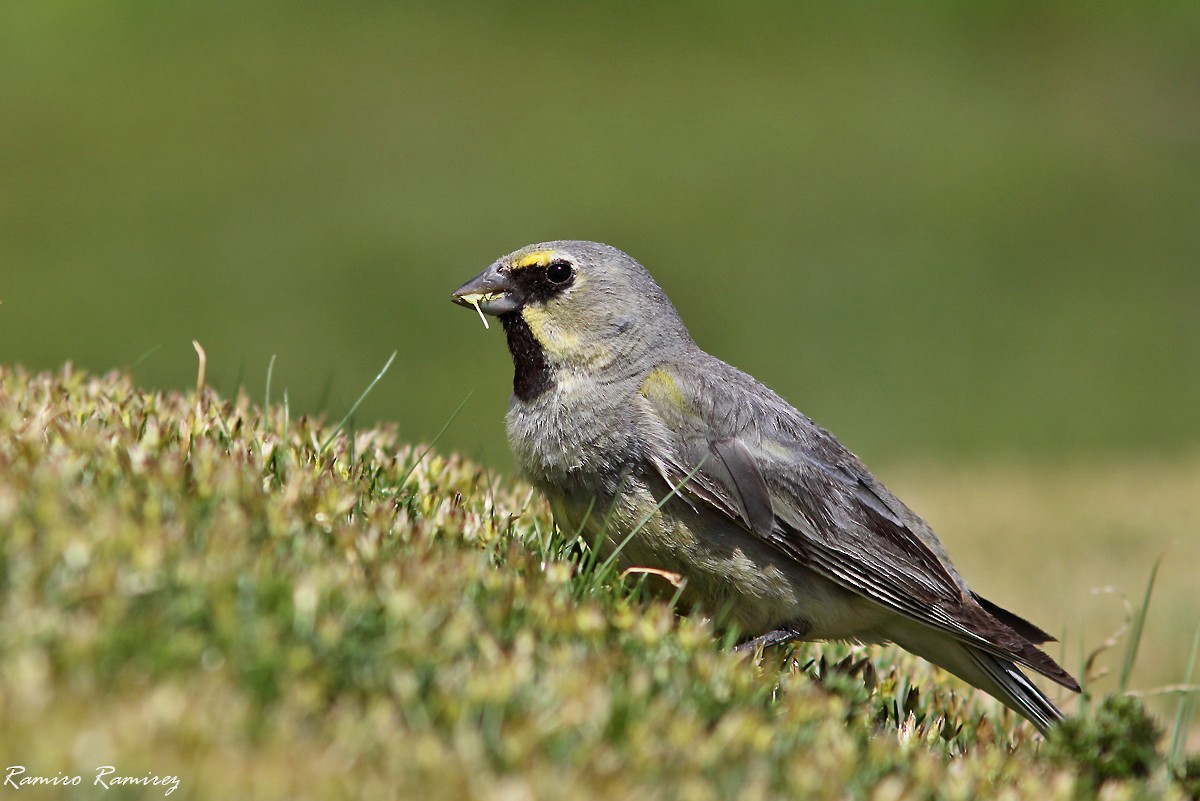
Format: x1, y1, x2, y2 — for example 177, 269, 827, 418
263, 354, 277, 434
396, 392, 471, 488
1170, 624, 1200, 769
594, 456, 707, 579
320, 351, 397, 454
129, 343, 163, 371
1119, 558, 1160, 692
577, 475, 629, 584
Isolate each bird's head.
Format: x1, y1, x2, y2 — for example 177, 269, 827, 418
452, 241, 691, 396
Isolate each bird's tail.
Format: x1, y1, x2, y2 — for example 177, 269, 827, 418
960, 646, 1063, 732
889, 623, 1067, 734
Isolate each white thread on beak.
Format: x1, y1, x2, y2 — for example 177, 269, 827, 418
459, 293, 492, 330
471, 297, 489, 329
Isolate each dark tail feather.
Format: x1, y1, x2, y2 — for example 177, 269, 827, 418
972, 592, 1056, 645
965, 647, 1064, 734
890, 623, 1071, 734
957, 598, 1081, 692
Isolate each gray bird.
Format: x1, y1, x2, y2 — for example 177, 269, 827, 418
452, 240, 1080, 732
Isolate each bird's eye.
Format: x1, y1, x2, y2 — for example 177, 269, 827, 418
545, 260, 574, 285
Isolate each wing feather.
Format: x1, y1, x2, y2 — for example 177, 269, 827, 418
637, 362, 1078, 690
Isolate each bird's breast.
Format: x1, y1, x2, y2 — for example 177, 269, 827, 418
506, 371, 645, 490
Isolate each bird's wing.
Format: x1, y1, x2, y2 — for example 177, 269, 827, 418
637, 366, 775, 538
637, 363, 1076, 689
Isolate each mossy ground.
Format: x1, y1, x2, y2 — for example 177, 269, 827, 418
0, 365, 1194, 800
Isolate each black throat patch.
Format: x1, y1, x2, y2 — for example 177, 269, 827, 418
500, 312, 552, 402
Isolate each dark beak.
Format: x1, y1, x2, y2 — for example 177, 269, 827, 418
451, 262, 522, 319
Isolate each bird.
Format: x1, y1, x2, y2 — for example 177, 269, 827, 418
451, 240, 1080, 732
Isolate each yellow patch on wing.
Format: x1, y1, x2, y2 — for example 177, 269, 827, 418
639, 368, 690, 412
512, 250, 556, 270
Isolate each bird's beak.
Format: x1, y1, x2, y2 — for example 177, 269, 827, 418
451, 263, 522, 329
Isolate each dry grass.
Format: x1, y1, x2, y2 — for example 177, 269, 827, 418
0, 364, 1195, 799
889, 458, 1200, 740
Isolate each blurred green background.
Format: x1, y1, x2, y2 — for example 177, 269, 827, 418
2, 1, 1197, 468
2, 0, 1199, 739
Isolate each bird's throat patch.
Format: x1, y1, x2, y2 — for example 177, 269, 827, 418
500, 311, 552, 402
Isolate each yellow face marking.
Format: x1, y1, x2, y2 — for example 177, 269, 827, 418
521, 305, 578, 353
458, 291, 499, 330
512, 250, 556, 270
639, 368, 690, 412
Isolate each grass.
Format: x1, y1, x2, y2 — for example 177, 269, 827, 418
883, 457, 1200, 731
0, 363, 1196, 800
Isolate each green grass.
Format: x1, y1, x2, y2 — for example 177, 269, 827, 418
1, 364, 1196, 800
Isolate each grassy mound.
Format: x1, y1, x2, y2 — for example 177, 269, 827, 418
0, 365, 1191, 800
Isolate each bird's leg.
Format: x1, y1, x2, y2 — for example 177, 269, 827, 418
731, 624, 809, 654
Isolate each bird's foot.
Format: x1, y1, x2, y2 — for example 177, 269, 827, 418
732, 625, 808, 655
